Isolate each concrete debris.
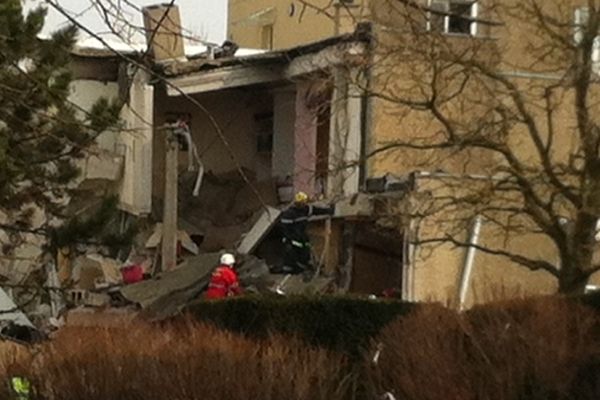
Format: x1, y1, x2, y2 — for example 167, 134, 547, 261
120, 253, 220, 319
64, 307, 138, 328
85, 292, 112, 307
67, 289, 88, 306
118, 249, 335, 321
270, 274, 335, 296
0, 288, 34, 329
145, 223, 200, 255
144, 224, 162, 248
178, 230, 200, 255
237, 206, 281, 255
95, 255, 122, 285
72, 254, 122, 290
179, 169, 278, 229
237, 256, 277, 292
46, 262, 64, 318
334, 193, 374, 219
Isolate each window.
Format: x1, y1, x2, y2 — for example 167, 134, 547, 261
574, 6, 589, 44
427, 0, 479, 36
260, 24, 274, 50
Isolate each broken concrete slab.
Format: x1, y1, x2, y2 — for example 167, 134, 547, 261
145, 223, 162, 248
72, 255, 113, 290
145, 223, 200, 255
120, 253, 220, 317
0, 288, 34, 329
84, 292, 111, 307
120, 254, 277, 321
334, 193, 374, 218
178, 230, 199, 255
89, 254, 122, 285
237, 206, 281, 255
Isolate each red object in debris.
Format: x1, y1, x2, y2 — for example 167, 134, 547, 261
382, 288, 402, 299
122, 265, 144, 284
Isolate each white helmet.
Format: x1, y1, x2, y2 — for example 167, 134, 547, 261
220, 253, 236, 266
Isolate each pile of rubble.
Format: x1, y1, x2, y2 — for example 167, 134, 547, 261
0, 167, 386, 340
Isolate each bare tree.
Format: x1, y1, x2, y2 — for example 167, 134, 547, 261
343, 0, 600, 294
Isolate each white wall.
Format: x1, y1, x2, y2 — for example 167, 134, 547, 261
70, 75, 154, 216
118, 71, 154, 216
69, 80, 120, 152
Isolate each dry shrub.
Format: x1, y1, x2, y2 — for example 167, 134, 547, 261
367, 297, 600, 400
0, 319, 351, 400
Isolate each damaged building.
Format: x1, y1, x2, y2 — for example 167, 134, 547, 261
9, 0, 597, 334
60, 4, 407, 325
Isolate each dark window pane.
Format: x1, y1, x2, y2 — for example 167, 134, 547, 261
448, 2, 472, 34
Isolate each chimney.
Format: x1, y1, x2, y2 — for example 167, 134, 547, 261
142, 3, 186, 63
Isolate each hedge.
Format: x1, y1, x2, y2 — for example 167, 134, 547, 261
183, 295, 417, 357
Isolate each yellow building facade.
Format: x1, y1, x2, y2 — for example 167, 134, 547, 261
228, 0, 368, 49
226, 0, 600, 306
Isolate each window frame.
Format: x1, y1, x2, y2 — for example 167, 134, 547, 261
574, 6, 600, 73
426, 0, 479, 37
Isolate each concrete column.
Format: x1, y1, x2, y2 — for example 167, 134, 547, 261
272, 88, 296, 180
328, 67, 362, 198
293, 81, 318, 197
343, 71, 362, 195
118, 69, 154, 215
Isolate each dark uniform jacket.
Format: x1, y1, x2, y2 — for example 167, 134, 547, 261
280, 204, 334, 245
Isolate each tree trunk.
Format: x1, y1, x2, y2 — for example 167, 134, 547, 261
557, 267, 589, 295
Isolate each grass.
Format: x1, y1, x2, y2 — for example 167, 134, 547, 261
0, 319, 352, 400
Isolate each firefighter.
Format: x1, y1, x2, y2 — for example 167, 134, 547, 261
272, 191, 334, 275
204, 253, 242, 299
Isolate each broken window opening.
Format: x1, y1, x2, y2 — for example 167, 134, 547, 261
348, 222, 404, 296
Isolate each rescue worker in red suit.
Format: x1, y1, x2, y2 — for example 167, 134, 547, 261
204, 253, 242, 299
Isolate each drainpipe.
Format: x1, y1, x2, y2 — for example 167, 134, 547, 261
458, 216, 483, 311
359, 24, 375, 191
402, 219, 417, 302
